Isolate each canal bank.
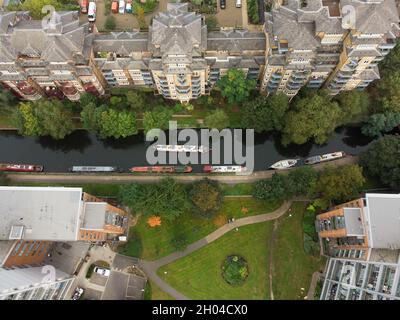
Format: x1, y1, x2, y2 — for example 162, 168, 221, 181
6, 155, 358, 184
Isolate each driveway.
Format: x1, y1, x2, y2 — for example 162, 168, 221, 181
102, 271, 146, 300
113, 254, 139, 271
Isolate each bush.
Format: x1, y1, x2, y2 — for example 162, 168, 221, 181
171, 232, 189, 251
86, 264, 95, 279
205, 15, 218, 30
221, 255, 249, 286
104, 15, 116, 31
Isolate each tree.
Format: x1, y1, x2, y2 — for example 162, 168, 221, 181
217, 69, 256, 104
136, 5, 147, 30
20, 0, 61, 19
104, 15, 116, 31
98, 108, 138, 139
335, 91, 370, 124
282, 92, 341, 145
189, 179, 223, 218
359, 135, 400, 190
287, 166, 318, 197
81, 103, 103, 132
119, 179, 190, 221
361, 112, 400, 137
204, 109, 229, 130
205, 15, 218, 30
79, 92, 98, 108
125, 91, 145, 111
142, 107, 173, 133
377, 71, 400, 113
241, 93, 289, 132
316, 165, 365, 204
12, 99, 74, 139
252, 173, 292, 201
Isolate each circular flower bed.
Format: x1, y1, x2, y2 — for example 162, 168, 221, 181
221, 255, 249, 286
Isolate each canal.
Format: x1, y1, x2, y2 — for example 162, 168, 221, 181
0, 126, 374, 173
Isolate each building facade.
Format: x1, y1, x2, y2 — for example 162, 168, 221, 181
316, 193, 400, 300
0, 1, 399, 102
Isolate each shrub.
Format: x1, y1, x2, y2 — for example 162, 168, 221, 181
104, 15, 116, 31
221, 255, 249, 286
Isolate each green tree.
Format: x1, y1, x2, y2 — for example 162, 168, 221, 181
104, 15, 116, 31
204, 109, 229, 130
377, 71, 400, 113
12, 99, 73, 139
189, 179, 223, 218
316, 165, 365, 204
287, 166, 318, 197
119, 179, 190, 221
79, 92, 98, 108
125, 91, 145, 111
241, 93, 289, 132
217, 69, 256, 104
335, 91, 370, 124
80, 103, 104, 132
282, 92, 341, 145
98, 108, 138, 139
361, 112, 400, 137
20, 0, 61, 19
252, 173, 292, 201
205, 15, 218, 30
142, 107, 173, 133
359, 135, 400, 190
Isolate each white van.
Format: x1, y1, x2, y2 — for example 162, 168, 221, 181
236, 0, 241, 8
88, 2, 96, 22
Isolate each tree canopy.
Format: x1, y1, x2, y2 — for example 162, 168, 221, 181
217, 69, 256, 104
189, 179, 223, 218
142, 106, 173, 133
282, 91, 342, 145
204, 109, 230, 130
359, 135, 400, 190
361, 112, 400, 137
241, 93, 289, 132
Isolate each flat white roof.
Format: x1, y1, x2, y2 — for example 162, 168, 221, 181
0, 186, 83, 241
365, 193, 400, 250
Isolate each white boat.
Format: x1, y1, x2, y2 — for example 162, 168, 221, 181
270, 159, 298, 170
305, 151, 345, 165
69, 166, 118, 172
203, 165, 247, 173
155, 144, 209, 153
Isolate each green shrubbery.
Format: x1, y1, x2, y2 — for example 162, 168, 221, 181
221, 255, 249, 286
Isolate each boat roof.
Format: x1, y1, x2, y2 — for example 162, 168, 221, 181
0, 186, 83, 241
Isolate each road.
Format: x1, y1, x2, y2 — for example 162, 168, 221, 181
5, 156, 358, 184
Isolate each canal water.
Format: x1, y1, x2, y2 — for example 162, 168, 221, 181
0, 126, 374, 173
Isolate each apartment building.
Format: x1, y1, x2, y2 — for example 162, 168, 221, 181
262, 0, 400, 98
0, 266, 74, 300
0, 1, 399, 102
0, 186, 128, 269
316, 193, 400, 300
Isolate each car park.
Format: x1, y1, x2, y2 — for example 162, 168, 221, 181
94, 266, 111, 277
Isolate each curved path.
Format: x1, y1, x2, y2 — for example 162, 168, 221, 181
6, 156, 358, 184
138, 201, 293, 300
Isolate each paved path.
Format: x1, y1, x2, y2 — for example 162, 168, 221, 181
137, 200, 293, 300
6, 156, 358, 184
306, 271, 323, 300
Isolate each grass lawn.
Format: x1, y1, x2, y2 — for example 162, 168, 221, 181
221, 183, 253, 196
158, 222, 273, 299
119, 197, 281, 261
144, 280, 175, 300
271, 202, 326, 300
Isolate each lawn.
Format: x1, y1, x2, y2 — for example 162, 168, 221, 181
271, 202, 326, 300
158, 222, 273, 300
157, 202, 326, 300
221, 183, 253, 196
144, 280, 175, 300
119, 197, 281, 261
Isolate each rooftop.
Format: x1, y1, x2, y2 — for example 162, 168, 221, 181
0, 186, 83, 241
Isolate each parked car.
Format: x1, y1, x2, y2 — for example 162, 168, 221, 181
236, 0, 241, 8
80, 0, 89, 13
94, 266, 110, 277
88, 2, 96, 22
72, 287, 84, 300
220, 0, 226, 9
118, 0, 125, 13
125, 2, 132, 13
111, 0, 119, 13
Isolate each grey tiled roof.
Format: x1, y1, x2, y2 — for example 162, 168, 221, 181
207, 29, 266, 52
93, 32, 149, 54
